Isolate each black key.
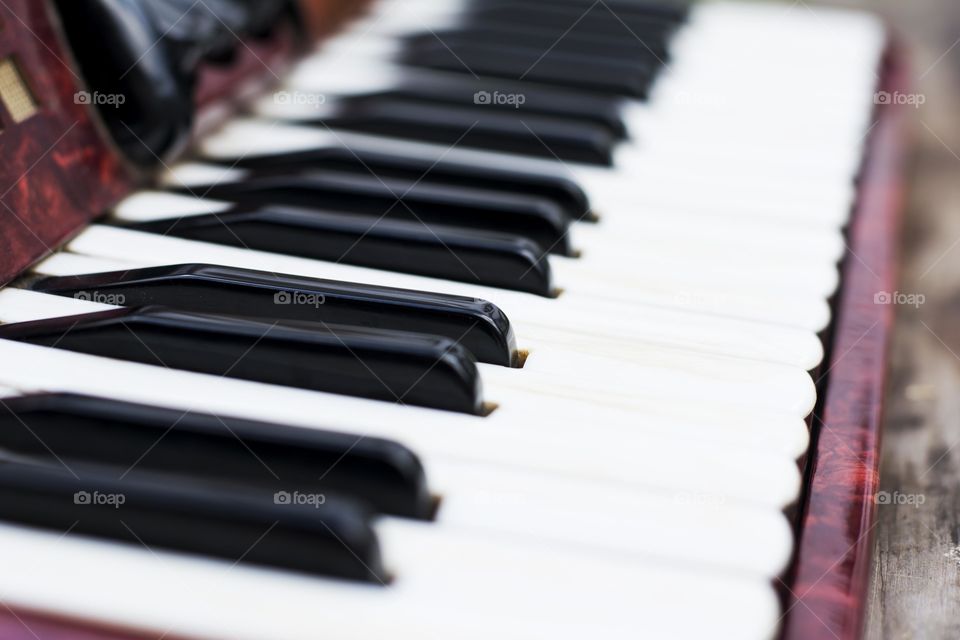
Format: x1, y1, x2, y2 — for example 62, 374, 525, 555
379, 73, 630, 138
29, 264, 523, 365
401, 40, 658, 98
0, 459, 386, 582
468, 0, 691, 23
0, 393, 433, 519
464, 2, 688, 36
111, 208, 556, 297
316, 97, 618, 165
229, 148, 592, 221
405, 26, 672, 66
0, 307, 485, 415
173, 172, 574, 254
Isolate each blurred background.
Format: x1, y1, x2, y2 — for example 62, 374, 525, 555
806, 0, 960, 637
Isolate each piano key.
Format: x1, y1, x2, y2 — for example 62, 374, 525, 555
279, 62, 631, 137
358, 0, 686, 43
163, 170, 577, 256
205, 120, 859, 229
400, 26, 672, 69
428, 457, 795, 577
0, 461, 387, 582
0, 306, 486, 415
0, 392, 434, 519
393, 41, 661, 98
0, 339, 804, 509
296, 95, 622, 165
110, 206, 558, 297
1, 285, 817, 424
27, 259, 521, 367
66, 224, 827, 373
0, 521, 780, 640
0, 384, 796, 579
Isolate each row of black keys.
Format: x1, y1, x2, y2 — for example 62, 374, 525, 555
0, 393, 421, 583
314, 0, 687, 155
131, 4, 688, 295
286, 7, 686, 163
391, 0, 686, 98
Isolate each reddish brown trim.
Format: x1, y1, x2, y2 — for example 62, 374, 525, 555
781, 40, 911, 640
0, 0, 135, 287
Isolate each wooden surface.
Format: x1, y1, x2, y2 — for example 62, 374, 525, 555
816, 0, 960, 637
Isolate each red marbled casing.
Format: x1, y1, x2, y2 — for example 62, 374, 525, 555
781, 39, 911, 640
0, 0, 300, 288
0, 0, 135, 287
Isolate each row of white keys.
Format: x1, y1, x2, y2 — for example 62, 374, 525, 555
0, 356, 792, 579
0, 379, 813, 580
59, 225, 821, 417
0, 331, 796, 574
0, 316, 799, 576
0, 519, 782, 640
6, 274, 810, 463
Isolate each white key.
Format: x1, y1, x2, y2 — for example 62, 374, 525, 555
0, 522, 782, 640
0, 340, 803, 509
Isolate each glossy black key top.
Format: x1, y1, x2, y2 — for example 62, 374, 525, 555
0, 393, 433, 519
369, 71, 629, 137
405, 26, 672, 66
173, 172, 574, 254
464, 2, 688, 36
467, 0, 690, 21
400, 40, 658, 97
315, 97, 618, 165
110, 207, 556, 297
0, 460, 386, 582
229, 148, 592, 221
29, 264, 523, 366
0, 307, 485, 415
